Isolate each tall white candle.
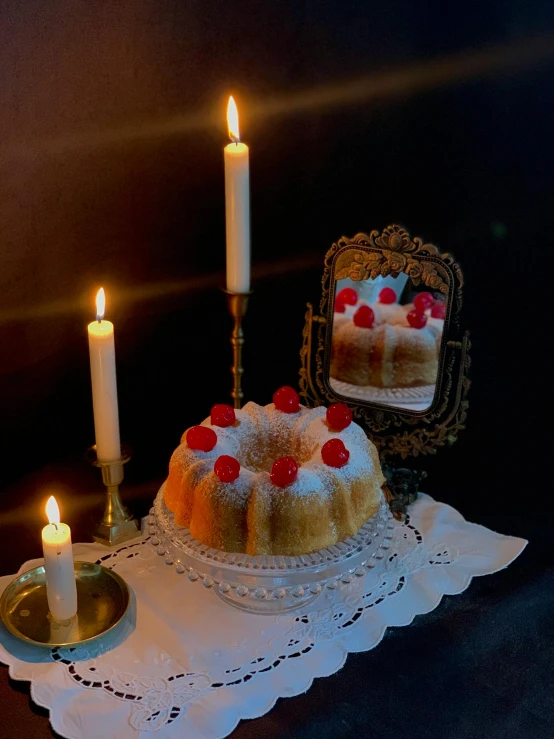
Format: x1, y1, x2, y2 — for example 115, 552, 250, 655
42, 496, 77, 621
224, 96, 250, 293
88, 288, 121, 462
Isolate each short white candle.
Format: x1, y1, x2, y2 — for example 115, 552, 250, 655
42, 496, 77, 622
224, 96, 250, 294
88, 288, 121, 463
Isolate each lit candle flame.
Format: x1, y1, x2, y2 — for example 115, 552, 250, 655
46, 495, 60, 526
96, 287, 106, 322
227, 96, 240, 143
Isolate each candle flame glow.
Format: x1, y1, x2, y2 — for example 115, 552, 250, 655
96, 287, 106, 321
46, 496, 61, 526
227, 96, 240, 143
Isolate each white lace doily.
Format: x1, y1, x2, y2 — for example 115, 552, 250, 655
0, 494, 527, 739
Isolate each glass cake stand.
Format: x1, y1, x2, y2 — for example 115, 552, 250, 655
147, 484, 394, 614
329, 377, 436, 408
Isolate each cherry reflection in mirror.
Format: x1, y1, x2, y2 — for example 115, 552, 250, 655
330, 275, 446, 412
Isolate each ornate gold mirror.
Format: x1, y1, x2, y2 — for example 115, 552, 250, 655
300, 224, 470, 468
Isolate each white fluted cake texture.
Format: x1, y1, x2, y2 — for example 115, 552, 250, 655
164, 402, 384, 556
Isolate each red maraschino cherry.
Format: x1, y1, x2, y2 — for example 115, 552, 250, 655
214, 455, 240, 482
413, 292, 435, 312
273, 386, 300, 413
335, 299, 346, 313
326, 403, 352, 431
336, 287, 358, 306
210, 404, 236, 428
321, 438, 350, 468
378, 287, 396, 304
270, 456, 299, 487
186, 425, 217, 452
353, 305, 375, 328
406, 309, 428, 329
431, 301, 446, 319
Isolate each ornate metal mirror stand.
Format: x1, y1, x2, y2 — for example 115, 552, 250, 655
299, 224, 471, 518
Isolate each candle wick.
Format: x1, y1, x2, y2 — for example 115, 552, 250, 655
52, 522, 59, 532
96, 315, 102, 323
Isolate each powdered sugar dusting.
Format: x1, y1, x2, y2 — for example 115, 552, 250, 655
262, 404, 305, 466
170, 402, 380, 504
262, 466, 331, 503
197, 467, 256, 508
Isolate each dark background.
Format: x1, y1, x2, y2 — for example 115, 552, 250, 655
0, 1, 553, 738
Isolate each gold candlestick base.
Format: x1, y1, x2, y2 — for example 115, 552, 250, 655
86, 444, 140, 547
224, 289, 252, 410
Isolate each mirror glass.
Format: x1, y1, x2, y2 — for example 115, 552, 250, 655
329, 273, 447, 411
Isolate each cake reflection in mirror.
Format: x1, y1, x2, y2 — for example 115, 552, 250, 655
329, 274, 446, 411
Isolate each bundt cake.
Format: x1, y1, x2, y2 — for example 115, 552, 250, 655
164, 387, 384, 556
331, 287, 444, 388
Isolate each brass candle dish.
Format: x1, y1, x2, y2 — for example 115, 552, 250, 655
0, 561, 130, 648
224, 289, 252, 410
86, 444, 140, 547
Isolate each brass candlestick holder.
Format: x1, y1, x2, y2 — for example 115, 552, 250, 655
224, 290, 252, 410
86, 444, 140, 546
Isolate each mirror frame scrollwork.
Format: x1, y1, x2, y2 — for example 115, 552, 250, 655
299, 225, 471, 460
